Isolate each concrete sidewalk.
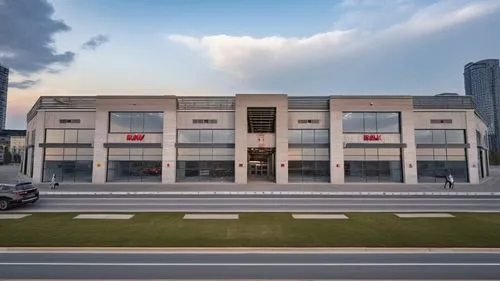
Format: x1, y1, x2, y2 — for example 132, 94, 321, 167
7, 165, 500, 195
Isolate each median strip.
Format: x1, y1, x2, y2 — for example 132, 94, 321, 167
73, 214, 134, 220
395, 213, 455, 218
292, 214, 349, 219
0, 214, 31, 219
183, 214, 239, 220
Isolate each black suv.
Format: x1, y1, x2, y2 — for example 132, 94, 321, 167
0, 182, 39, 211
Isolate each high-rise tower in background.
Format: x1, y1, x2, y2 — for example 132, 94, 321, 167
0, 64, 9, 130
464, 59, 500, 151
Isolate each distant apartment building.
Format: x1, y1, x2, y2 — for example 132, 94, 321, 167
464, 59, 500, 151
0, 64, 9, 130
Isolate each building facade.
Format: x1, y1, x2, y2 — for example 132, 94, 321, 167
0, 64, 9, 130
24, 94, 489, 184
464, 59, 500, 151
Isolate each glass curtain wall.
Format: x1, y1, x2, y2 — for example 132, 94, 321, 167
43, 129, 94, 182
109, 112, 163, 133
107, 148, 162, 182
176, 130, 235, 182
415, 129, 468, 182
342, 112, 402, 182
344, 148, 402, 182
288, 129, 330, 182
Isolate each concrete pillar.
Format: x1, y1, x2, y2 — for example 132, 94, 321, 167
401, 110, 418, 184
330, 109, 344, 184
466, 110, 479, 184
234, 101, 247, 184
31, 112, 46, 183
92, 110, 108, 183
275, 98, 288, 184
162, 103, 177, 184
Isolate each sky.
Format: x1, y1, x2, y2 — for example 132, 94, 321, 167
1, 0, 500, 129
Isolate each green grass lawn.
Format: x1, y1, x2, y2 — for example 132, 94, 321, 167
1, 213, 500, 247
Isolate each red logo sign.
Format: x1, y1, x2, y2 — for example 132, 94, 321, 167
126, 134, 145, 141
363, 134, 382, 141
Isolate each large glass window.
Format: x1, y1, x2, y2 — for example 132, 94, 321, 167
416, 148, 468, 182
343, 112, 400, 133
344, 148, 402, 182
43, 148, 93, 182
288, 130, 329, 144
177, 130, 235, 144
107, 148, 162, 182
414, 130, 465, 144
109, 112, 163, 133
288, 148, 329, 182
45, 129, 95, 143
176, 148, 234, 182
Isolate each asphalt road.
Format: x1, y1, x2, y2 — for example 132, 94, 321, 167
8, 195, 500, 212
0, 251, 499, 280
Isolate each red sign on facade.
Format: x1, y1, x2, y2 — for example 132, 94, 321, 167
126, 134, 145, 141
363, 134, 382, 141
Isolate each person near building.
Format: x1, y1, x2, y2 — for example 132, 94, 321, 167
444, 170, 454, 189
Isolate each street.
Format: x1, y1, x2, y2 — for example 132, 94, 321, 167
0, 250, 499, 280
9, 195, 500, 212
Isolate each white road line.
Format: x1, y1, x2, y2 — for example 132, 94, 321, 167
0, 262, 499, 266
11, 209, 500, 213
40, 203, 500, 206
39, 197, 500, 201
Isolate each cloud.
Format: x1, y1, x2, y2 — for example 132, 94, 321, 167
8, 79, 40, 89
81, 34, 110, 50
168, 0, 500, 85
0, 0, 75, 75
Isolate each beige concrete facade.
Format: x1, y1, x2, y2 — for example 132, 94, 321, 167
24, 94, 489, 185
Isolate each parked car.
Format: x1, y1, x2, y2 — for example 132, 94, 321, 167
0, 182, 39, 211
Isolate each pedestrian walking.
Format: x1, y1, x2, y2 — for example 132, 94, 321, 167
443, 170, 454, 189
50, 174, 57, 190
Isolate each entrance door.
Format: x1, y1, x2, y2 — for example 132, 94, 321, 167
248, 148, 275, 182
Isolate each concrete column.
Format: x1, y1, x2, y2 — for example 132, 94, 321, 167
92, 110, 108, 183
234, 101, 247, 184
330, 109, 344, 184
31, 112, 46, 183
466, 110, 479, 184
275, 98, 288, 184
401, 110, 418, 184
162, 108, 177, 184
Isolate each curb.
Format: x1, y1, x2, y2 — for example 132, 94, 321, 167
2, 247, 500, 253
39, 191, 500, 196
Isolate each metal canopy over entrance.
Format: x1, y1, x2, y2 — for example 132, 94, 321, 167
247, 148, 275, 182
247, 107, 276, 133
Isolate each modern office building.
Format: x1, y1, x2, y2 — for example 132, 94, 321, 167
23, 94, 489, 184
464, 59, 500, 151
0, 64, 9, 130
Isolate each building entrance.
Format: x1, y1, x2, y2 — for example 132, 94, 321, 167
248, 148, 275, 182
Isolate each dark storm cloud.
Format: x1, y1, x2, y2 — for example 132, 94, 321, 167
0, 0, 75, 75
8, 79, 40, 89
81, 34, 110, 50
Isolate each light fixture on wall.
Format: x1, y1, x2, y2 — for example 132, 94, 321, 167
409, 163, 413, 168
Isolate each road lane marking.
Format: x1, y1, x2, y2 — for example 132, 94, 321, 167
1, 262, 500, 266
0, 214, 31, 219
395, 213, 455, 218
292, 214, 349, 219
183, 214, 239, 219
38, 197, 500, 201
73, 214, 134, 220
40, 203, 500, 206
